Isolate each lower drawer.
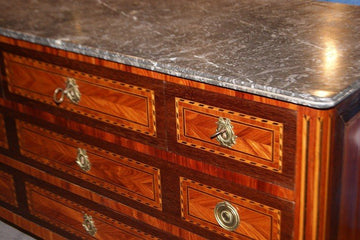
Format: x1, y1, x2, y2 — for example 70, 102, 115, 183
25, 182, 159, 239
180, 177, 281, 240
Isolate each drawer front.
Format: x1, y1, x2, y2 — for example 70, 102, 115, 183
26, 183, 159, 239
176, 98, 283, 172
0, 114, 8, 149
0, 169, 17, 206
180, 177, 281, 240
17, 121, 162, 209
4, 53, 156, 136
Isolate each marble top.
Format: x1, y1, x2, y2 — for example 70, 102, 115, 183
1, 0, 360, 108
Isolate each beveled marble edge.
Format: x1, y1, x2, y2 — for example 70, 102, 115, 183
1, 28, 357, 109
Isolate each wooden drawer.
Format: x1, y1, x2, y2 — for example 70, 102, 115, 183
0, 114, 8, 149
176, 98, 283, 172
4, 53, 157, 137
180, 177, 281, 240
0, 168, 17, 206
17, 120, 162, 209
25, 182, 159, 239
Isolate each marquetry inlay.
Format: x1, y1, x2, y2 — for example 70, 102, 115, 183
180, 177, 281, 240
4, 53, 157, 136
176, 98, 283, 172
17, 120, 162, 209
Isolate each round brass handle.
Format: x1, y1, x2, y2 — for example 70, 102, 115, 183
53, 78, 81, 104
211, 117, 237, 148
82, 213, 97, 236
214, 201, 240, 231
76, 148, 91, 172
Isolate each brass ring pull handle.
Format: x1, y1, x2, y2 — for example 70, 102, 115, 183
214, 201, 240, 232
76, 148, 91, 172
53, 78, 81, 104
82, 213, 97, 236
211, 117, 237, 148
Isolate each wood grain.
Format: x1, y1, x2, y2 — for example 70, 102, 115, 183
4, 52, 157, 137
180, 177, 281, 240
294, 108, 336, 240
16, 120, 162, 209
176, 98, 283, 172
0, 169, 17, 206
337, 111, 360, 239
0, 154, 207, 240
26, 182, 160, 240
0, 113, 8, 149
0, 206, 67, 240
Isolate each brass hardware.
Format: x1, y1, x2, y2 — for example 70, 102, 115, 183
53, 78, 81, 104
82, 213, 97, 236
211, 117, 237, 148
214, 201, 240, 232
76, 148, 91, 172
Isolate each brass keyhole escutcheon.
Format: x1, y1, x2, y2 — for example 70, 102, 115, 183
214, 201, 240, 231
211, 117, 237, 148
53, 78, 81, 104
82, 213, 97, 236
76, 148, 91, 172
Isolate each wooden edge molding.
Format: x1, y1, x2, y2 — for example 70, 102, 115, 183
0, 206, 67, 240
0, 154, 207, 240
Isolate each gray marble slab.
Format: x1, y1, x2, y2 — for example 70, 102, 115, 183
0, 0, 360, 108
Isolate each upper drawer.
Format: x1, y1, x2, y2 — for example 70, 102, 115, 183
26, 182, 160, 239
0, 114, 8, 149
17, 120, 162, 209
176, 98, 283, 172
4, 53, 157, 137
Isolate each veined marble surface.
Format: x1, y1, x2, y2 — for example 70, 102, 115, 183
0, 0, 360, 108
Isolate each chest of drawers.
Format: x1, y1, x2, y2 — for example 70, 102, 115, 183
0, 37, 359, 240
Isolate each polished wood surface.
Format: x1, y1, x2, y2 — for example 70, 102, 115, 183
0, 114, 7, 149
0, 206, 67, 240
17, 120, 162, 209
0, 169, 17, 207
0, 36, 359, 239
4, 52, 157, 137
337, 111, 360, 239
26, 183, 159, 239
176, 98, 283, 172
0, 97, 295, 201
0, 154, 207, 240
180, 177, 281, 240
